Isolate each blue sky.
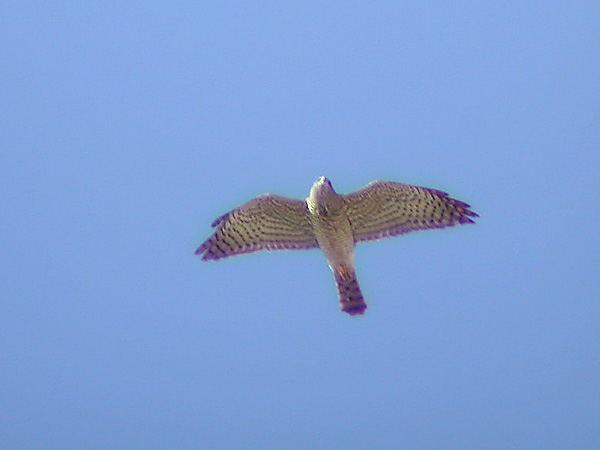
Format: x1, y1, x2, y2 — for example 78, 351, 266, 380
2, 2, 599, 449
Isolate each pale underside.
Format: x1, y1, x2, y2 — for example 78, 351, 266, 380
196, 181, 477, 261
195, 195, 318, 260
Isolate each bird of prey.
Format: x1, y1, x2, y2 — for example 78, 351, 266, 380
196, 176, 477, 316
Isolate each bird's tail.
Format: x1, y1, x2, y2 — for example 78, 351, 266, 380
334, 265, 366, 316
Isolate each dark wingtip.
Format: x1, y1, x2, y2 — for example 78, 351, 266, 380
464, 206, 479, 218
459, 202, 479, 223
195, 244, 216, 260
196, 248, 220, 261
458, 214, 478, 225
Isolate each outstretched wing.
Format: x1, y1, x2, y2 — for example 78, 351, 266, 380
343, 181, 478, 243
196, 194, 318, 260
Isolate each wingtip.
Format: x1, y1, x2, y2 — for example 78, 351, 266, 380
465, 208, 479, 221
195, 245, 214, 260
459, 217, 477, 225
461, 208, 478, 222
195, 248, 221, 261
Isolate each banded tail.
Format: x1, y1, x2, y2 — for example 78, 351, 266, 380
334, 265, 366, 316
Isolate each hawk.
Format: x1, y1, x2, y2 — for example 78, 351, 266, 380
196, 177, 477, 315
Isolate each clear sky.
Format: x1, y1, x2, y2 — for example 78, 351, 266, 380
2, 2, 599, 449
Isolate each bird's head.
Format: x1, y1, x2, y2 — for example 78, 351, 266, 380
307, 176, 339, 214
310, 176, 335, 196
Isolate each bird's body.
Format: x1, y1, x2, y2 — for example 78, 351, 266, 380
307, 179, 365, 314
196, 176, 477, 316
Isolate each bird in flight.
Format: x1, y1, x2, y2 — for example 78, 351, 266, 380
196, 176, 477, 316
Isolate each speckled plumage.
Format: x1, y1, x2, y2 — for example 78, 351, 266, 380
196, 176, 478, 315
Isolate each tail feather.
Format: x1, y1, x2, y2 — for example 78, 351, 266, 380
334, 266, 366, 316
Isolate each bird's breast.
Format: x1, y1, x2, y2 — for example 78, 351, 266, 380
310, 209, 355, 267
